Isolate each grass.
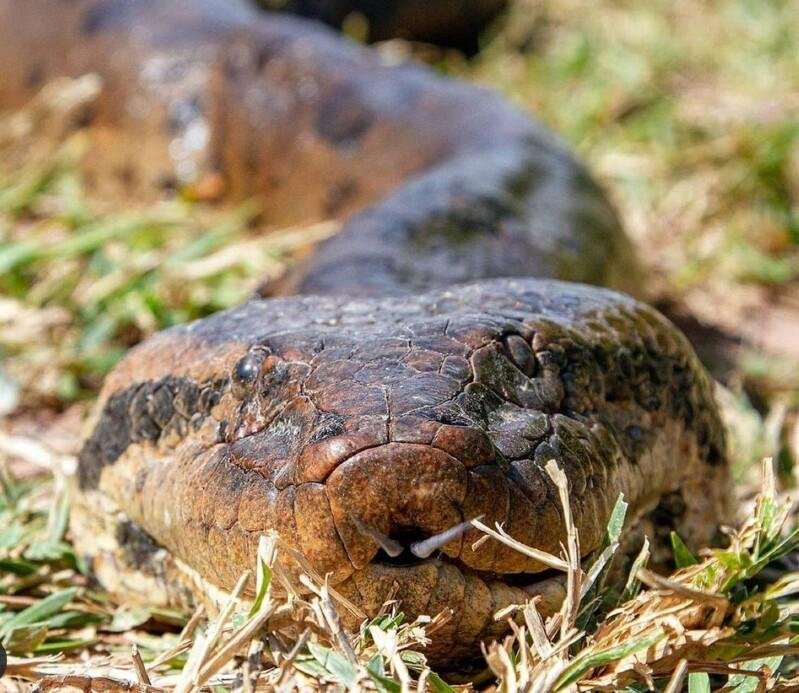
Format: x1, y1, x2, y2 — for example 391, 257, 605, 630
1, 0, 799, 689
470, 0, 799, 285
4, 440, 799, 690
483, 463, 799, 691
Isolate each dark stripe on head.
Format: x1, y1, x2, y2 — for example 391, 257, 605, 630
78, 375, 227, 489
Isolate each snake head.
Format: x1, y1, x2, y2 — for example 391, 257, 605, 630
77, 279, 728, 659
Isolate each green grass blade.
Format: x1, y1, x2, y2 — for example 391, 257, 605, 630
0, 586, 78, 642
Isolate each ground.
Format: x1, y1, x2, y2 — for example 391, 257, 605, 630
0, 0, 798, 689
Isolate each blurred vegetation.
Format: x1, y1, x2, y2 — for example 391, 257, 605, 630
467, 0, 798, 292
0, 122, 333, 408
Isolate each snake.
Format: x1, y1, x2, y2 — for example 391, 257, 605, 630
0, 0, 731, 662
255, 0, 509, 52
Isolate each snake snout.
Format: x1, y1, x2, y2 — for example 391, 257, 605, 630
325, 442, 470, 570
320, 437, 568, 578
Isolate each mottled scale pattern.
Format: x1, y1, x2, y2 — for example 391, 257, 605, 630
79, 280, 729, 657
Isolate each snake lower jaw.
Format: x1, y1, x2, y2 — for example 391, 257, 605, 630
337, 558, 568, 659
70, 486, 566, 662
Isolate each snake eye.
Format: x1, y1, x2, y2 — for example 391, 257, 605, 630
232, 349, 267, 394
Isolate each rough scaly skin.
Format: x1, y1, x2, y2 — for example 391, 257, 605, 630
0, 0, 731, 662
77, 280, 729, 659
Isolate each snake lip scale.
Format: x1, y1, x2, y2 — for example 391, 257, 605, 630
0, 0, 732, 663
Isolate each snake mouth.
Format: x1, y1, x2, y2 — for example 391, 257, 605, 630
370, 527, 436, 566
320, 439, 574, 659
364, 519, 567, 593
323, 440, 573, 581
370, 540, 565, 590
339, 543, 567, 659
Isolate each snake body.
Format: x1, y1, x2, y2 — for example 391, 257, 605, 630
0, 0, 730, 661
256, 0, 509, 51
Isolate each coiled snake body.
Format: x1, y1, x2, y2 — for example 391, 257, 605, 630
0, 0, 730, 661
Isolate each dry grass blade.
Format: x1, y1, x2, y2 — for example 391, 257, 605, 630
470, 518, 570, 572
663, 658, 688, 693
145, 607, 206, 672
286, 546, 366, 621
172, 570, 252, 692
300, 575, 358, 666
479, 460, 596, 691
131, 644, 151, 686
192, 599, 276, 688
370, 625, 412, 688
475, 459, 799, 691
545, 459, 584, 639
636, 567, 730, 609
31, 674, 161, 692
